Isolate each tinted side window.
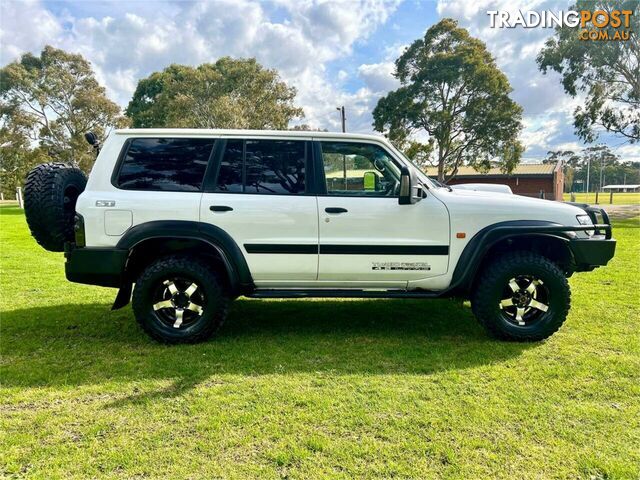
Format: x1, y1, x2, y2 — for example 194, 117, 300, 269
215, 140, 243, 193
321, 142, 400, 197
245, 140, 305, 194
215, 139, 306, 195
117, 138, 213, 191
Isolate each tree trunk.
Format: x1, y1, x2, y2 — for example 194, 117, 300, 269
437, 148, 445, 182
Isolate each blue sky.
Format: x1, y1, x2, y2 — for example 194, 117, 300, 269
1, 0, 637, 162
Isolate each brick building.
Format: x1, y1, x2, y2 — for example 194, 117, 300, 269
426, 163, 564, 201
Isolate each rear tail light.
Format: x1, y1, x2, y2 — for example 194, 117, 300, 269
74, 214, 86, 247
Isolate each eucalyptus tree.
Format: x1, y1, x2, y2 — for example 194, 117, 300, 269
537, 0, 639, 144
373, 19, 523, 182
126, 58, 303, 129
0, 46, 125, 171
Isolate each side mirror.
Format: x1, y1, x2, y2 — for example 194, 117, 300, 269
84, 132, 101, 154
398, 166, 424, 205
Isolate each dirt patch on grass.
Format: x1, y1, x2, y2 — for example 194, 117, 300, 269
601, 204, 640, 219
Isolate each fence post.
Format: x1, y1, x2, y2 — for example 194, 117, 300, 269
609, 191, 613, 204
570, 192, 576, 202
0, 192, 4, 201
16, 187, 24, 209
595, 191, 599, 204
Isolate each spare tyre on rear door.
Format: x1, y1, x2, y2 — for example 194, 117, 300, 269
24, 163, 87, 252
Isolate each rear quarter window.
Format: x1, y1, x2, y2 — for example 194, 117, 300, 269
116, 138, 214, 191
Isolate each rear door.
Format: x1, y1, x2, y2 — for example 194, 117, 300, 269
315, 140, 450, 287
200, 137, 319, 284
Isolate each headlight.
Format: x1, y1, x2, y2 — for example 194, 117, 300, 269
576, 214, 595, 236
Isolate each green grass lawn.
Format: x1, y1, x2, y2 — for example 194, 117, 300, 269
1, 205, 639, 479
567, 192, 640, 205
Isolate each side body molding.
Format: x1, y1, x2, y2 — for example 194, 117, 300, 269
448, 220, 572, 294
117, 220, 254, 293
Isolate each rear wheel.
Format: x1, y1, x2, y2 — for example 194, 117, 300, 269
472, 252, 570, 341
132, 255, 230, 344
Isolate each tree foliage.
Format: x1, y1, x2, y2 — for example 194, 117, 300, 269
537, 0, 639, 144
372, 19, 523, 182
289, 124, 328, 132
543, 149, 582, 192
544, 145, 639, 192
0, 46, 126, 172
0, 104, 48, 198
126, 58, 303, 129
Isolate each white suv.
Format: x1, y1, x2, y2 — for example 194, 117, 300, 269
24, 129, 616, 344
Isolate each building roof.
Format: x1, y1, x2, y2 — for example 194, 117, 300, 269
424, 163, 557, 177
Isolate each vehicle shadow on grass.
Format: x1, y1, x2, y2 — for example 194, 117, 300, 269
2, 297, 536, 405
0, 205, 23, 215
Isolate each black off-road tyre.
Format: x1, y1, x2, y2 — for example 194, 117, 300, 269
24, 163, 87, 252
471, 251, 571, 341
132, 255, 230, 344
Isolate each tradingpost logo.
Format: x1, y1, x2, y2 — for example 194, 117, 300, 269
487, 8, 634, 41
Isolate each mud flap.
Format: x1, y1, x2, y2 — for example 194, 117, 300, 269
112, 283, 132, 310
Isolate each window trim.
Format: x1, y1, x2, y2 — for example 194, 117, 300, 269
203, 138, 312, 196
110, 137, 132, 189
315, 140, 402, 199
202, 138, 244, 195
111, 137, 216, 193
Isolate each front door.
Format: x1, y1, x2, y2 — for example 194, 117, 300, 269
200, 137, 319, 284
315, 140, 450, 287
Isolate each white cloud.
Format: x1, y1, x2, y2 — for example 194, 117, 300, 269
0, 0, 63, 64
613, 144, 640, 163
0, 0, 401, 132
280, 0, 401, 59
554, 142, 582, 152
357, 62, 399, 93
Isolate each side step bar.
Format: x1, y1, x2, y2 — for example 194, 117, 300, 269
248, 289, 444, 299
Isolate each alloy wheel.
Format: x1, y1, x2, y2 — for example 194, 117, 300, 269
152, 277, 206, 329
498, 275, 550, 326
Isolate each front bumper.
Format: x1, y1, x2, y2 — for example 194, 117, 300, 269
565, 204, 616, 270
65, 246, 128, 287
569, 236, 616, 271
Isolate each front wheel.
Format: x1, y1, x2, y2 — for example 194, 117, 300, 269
472, 252, 571, 341
132, 255, 230, 344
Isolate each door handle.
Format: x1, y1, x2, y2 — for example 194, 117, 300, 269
210, 205, 233, 212
325, 207, 348, 214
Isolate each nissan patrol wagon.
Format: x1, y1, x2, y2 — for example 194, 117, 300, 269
24, 129, 616, 343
